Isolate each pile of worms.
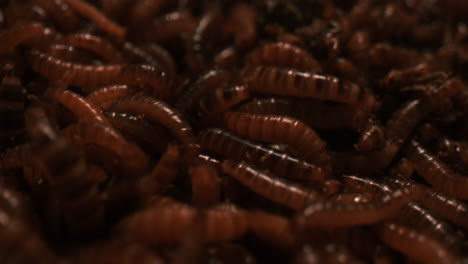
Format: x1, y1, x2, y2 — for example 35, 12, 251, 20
1, 0, 468, 263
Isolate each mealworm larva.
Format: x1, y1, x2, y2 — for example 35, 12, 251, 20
329, 193, 371, 203
143, 43, 177, 78
116, 200, 248, 244
4, 3, 47, 27
385, 99, 428, 144
331, 141, 400, 174
342, 175, 392, 195
0, 75, 26, 149
46, 44, 95, 63
247, 210, 296, 250
117, 64, 170, 99
49, 89, 110, 125
139, 144, 180, 197
100, 0, 134, 19
404, 140, 468, 199
221, 160, 321, 210
390, 157, 415, 179
213, 46, 239, 69
61, 121, 149, 174
199, 128, 325, 180
104, 111, 172, 153
63, 33, 125, 63
111, 94, 198, 163
375, 222, 458, 264
293, 244, 365, 264
31, 0, 81, 32
382, 63, 432, 88
126, 0, 170, 27
225, 3, 256, 49
63, 0, 127, 39
86, 85, 132, 110
354, 119, 385, 152
27, 49, 123, 89
0, 23, 49, 56
242, 66, 376, 109
246, 42, 321, 72
223, 111, 331, 171
293, 185, 422, 229
199, 85, 251, 118
190, 162, 221, 207
175, 69, 231, 114
237, 97, 369, 130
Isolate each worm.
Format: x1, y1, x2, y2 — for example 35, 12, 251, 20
329, 193, 371, 204
135, 11, 196, 43
237, 97, 369, 130
86, 85, 132, 110
175, 69, 231, 114
62, 0, 127, 39
143, 43, 177, 78
62, 33, 125, 63
246, 42, 321, 72
213, 46, 238, 69
375, 222, 459, 264
223, 111, 331, 171
382, 63, 432, 89
26, 49, 123, 89
3, 3, 47, 27
221, 160, 321, 210
77, 239, 165, 264
0, 23, 50, 56
293, 244, 365, 264
111, 94, 198, 163
139, 144, 180, 197
199, 85, 251, 118
242, 66, 377, 109
126, 0, 170, 27
293, 185, 422, 229
225, 3, 256, 49
404, 140, 468, 199
0, 75, 26, 150
46, 44, 95, 63
390, 157, 415, 179
61, 121, 149, 175
116, 200, 248, 244
189, 162, 221, 207
342, 175, 393, 195
354, 119, 385, 152
104, 111, 172, 153
203, 243, 256, 264
247, 210, 296, 250
31, 0, 81, 32
199, 128, 325, 180
116, 64, 170, 99
48, 89, 111, 125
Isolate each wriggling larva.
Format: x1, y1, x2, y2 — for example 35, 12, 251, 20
117, 64, 170, 99
60, 121, 149, 174
246, 42, 321, 72
116, 201, 248, 244
62, 33, 125, 63
136, 11, 196, 43
86, 85, 132, 110
223, 111, 331, 172
247, 210, 296, 250
199, 85, 251, 118
190, 162, 221, 207
404, 140, 468, 199
385, 99, 429, 144
27, 49, 123, 89
354, 119, 385, 152
375, 222, 459, 264
293, 185, 422, 229
221, 160, 321, 210
242, 66, 376, 109
226, 3, 256, 49
31, 0, 81, 32
237, 97, 369, 130
111, 95, 198, 163
0, 23, 50, 56
139, 144, 180, 198
126, 0, 170, 27
49, 89, 111, 125
62, 0, 127, 39
199, 128, 325, 180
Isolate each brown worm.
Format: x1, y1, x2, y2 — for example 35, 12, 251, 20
404, 140, 468, 199
143, 43, 177, 78
63, 0, 127, 39
135, 11, 196, 43
242, 66, 376, 109
126, 0, 170, 27
0, 23, 50, 56
116, 64, 170, 99
199, 128, 325, 180
31, 0, 81, 32
375, 222, 459, 264
354, 119, 386, 152
62, 33, 125, 63
199, 85, 251, 118
246, 42, 321, 72
223, 111, 331, 171
293, 185, 422, 229
111, 94, 198, 163
247, 210, 296, 250
86, 85, 132, 110
221, 160, 321, 210
189, 162, 221, 207
225, 3, 257, 49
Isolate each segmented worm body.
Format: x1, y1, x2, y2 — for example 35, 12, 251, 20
223, 112, 331, 171
222, 160, 321, 210
199, 128, 325, 180
247, 210, 296, 250
63, 33, 125, 63
354, 119, 385, 152
0, 23, 50, 56
246, 42, 321, 72
86, 85, 132, 110
242, 66, 376, 109
31, 0, 81, 32
199, 85, 250, 118
136, 11, 196, 43
190, 162, 221, 207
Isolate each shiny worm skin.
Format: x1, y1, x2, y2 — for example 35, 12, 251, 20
62, 33, 125, 63
221, 160, 321, 210
198, 128, 325, 180
86, 85, 133, 110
